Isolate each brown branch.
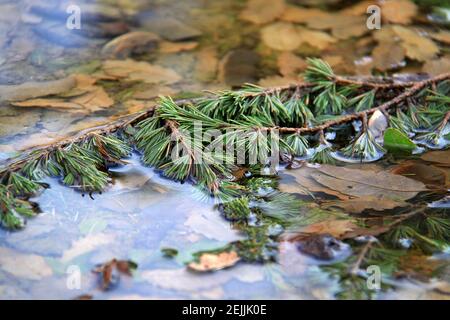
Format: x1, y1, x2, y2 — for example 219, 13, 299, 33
1, 73, 448, 175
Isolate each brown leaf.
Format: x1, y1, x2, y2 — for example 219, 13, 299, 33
312, 165, 427, 201
159, 40, 199, 53
11, 74, 114, 113
195, 47, 219, 82
392, 26, 439, 62
261, 22, 302, 51
258, 75, 298, 87
421, 150, 450, 167
188, 251, 240, 272
430, 30, 450, 45
381, 0, 418, 25
297, 219, 357, 239
0, 76, 76, 102
277, 52, 307, 77
323, 196, 408, 214
391, 161, 447, 188
280, 5, 329, 23
100, 59, 181, 84
240, 0, 285, 25
297, 28, 337, 50
372, 42, 406, 71
422, 57, 450, 76
101, 31, 160, 58
93, 258, 137, 290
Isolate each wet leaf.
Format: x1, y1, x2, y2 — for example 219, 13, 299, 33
261, 22, 302, 51
372, 42, 406, 71
159, 41, 199, 53
100, 59, 181, 84
292, 234, 351, 260
422, 56, 450, 76
277, 52, 307, 77
391, 161, 447, 188
392, 26, 439, 62
239, 0, 285, 25
323, 196, 408, 214
101, 31, 160, 58
383, 128, 416, 154
93, 258, 137, 290
188, 251, 240, 272
295, 219, 357, 239
421, 150, 450, 167
280, 163, 425, 203
311, 165, 427, 201
0, 76, 76, 102
161, 248, 179, 258
430, 30, 450, 44
11, 74, 114, 113
381, 0, 418, 25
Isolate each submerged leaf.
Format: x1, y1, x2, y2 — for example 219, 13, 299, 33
188, 251, 240, 272
383, 128, 417, 154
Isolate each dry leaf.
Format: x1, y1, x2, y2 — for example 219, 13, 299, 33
381, 0, 418, 25
101, 59, 181, 84
188, 251, 240, 272
261, 22, 302, 51
101, 31, 160, 58
277, 52, 307, 77
240, 0, 285, 24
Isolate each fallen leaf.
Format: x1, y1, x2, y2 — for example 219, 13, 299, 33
218, 49, 259, 86
101, 31, 160, 58
159, 40, 198, 53
422, 57, 450, 76
239, 0, 285, 25
392, 26, 439, 62
0, 76, 76, 102
188, 251, 240, 272
261, 22, 302, 51
11, 74, 114, 113
383, 128, 416, 154
258, 75, 298, 87
323, 196, 408, 214
101, 59, 181, 84
291, 234, 352, 260
280, 5, 329, 23
93, 258, 137, 290
381, 0, 418, 25
421, 150, 450, 167
137, 16, 202, 41
0, 247, 52, 280
391, 161, 447, 188
372, 41, 406, 71
430, 30, 450, 44
279, 166, 351, 200
194, 47, 219, 82
297, 219, 357, 239
297, 27, 337, 50
277, 52, 307, 77
312, 165, 427, 201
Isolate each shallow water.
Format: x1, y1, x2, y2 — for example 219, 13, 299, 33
0, 0, 449, 300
